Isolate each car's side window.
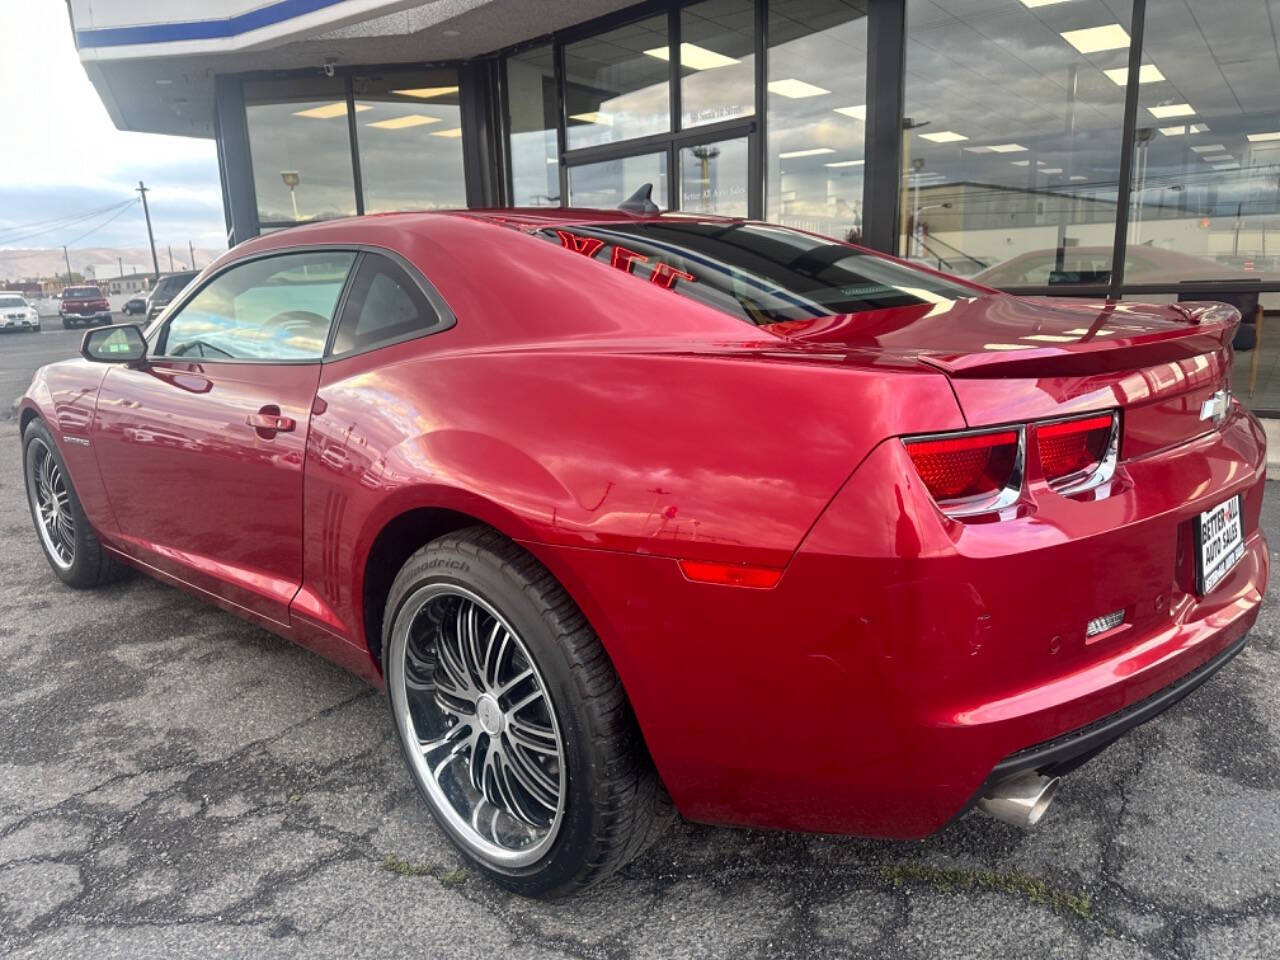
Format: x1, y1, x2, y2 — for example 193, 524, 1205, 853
156, 251, 356, 361
329, 253, 444, 357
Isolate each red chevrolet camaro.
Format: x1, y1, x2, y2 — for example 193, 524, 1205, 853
19, 209, 1267, 897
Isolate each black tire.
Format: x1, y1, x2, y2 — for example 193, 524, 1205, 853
22, 418, 126, 588
382, 526, 672, 898
61, 319, 73, 329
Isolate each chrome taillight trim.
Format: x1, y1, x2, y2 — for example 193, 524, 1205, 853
902, 425, 1026, 519
1042, 411, 1120, 497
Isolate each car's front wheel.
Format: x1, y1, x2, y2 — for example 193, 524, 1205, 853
383, 526, 671, 897
22, 419, 125, 588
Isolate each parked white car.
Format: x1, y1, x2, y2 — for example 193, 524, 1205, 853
0, 293, 40, 332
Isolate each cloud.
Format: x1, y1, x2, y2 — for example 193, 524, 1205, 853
0, 0, 224, 253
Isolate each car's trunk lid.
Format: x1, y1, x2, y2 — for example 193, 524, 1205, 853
772, 294, 1239, 457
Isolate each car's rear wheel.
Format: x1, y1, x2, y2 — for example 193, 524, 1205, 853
22, 419, 125, 588
383, 526, 671, 898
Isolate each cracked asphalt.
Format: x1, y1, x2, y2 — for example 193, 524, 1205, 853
1, 338, 1278, 957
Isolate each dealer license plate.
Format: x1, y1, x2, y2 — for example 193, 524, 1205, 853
1197, 494, 1244, 595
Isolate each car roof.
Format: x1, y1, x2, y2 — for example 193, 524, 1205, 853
216, 208, 750, 271
246, 207, 740, 240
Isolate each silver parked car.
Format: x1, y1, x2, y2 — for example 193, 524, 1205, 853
0, 293, 40, 332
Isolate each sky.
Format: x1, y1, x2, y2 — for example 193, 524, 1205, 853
0, 0, 225, 271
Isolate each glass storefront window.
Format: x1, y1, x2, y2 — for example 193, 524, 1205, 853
244, 77, 357, 224
680, 0, 757, 129
901, 1, 1131, 281
767, 0, 868, 243
353, 71, 466, 213
568, 152, 669, 209
507, 46, 560, 206
1125, 0, 1280, 287
680, 137, 749, 216
565, 15, 671, 149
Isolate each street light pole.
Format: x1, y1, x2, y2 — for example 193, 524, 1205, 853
137, 181, 160, 279
281, 171, 301, 220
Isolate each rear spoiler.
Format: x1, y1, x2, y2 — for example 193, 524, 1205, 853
918, 300, 1238, 379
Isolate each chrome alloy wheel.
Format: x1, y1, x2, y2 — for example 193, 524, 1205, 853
388, 584, 566, 868
25, 438, 74, 570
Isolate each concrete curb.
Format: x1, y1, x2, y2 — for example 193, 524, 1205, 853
1264, 418, 1280, 481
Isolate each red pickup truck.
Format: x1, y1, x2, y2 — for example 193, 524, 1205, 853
59, 285, 113, 328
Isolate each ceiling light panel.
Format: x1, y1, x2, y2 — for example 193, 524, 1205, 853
644, 43, 739, 70
768, 78, 830, 98
391, 86, 459, 99
1147, 103, 1195, 118
1061, 24, 1131, 54
293, 102, 369, 119
1103, 64, 1165, 85
920, 130, 968, 143
366, 114, 440, 130
778, 147, 835, 158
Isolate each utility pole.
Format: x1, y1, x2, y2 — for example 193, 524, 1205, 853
168, 245, 174, 271
62, 246, 72, 283
137, 180, 159, 278
118, 256, 124, 278
188, 240, 196, 270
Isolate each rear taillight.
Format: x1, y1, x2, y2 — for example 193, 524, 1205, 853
903, 428, 1021, 515
1037, 413, 1115, 490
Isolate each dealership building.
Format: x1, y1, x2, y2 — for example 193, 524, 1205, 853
71, 0, 1280, 409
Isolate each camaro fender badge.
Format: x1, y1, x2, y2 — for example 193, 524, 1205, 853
62, 435, 90, 447
1200, 388, 1230, 424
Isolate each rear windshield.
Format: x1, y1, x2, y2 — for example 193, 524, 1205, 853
537, 221, 977, 325
0, 295, 25, 308
63, 287, 100, 298
154, 274, 196, 298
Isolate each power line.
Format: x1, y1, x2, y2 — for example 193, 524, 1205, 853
0, 198, 134, 240
62, 202, 142, 248
0, 202, 144, 262
0, 199, 138, 248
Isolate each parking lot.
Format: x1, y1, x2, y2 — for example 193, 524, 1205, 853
0, 335, 1278, 959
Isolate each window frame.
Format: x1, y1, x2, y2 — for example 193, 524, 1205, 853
149, 245, 457, 366
149, 248, 359, 366
324, 249, 458, 360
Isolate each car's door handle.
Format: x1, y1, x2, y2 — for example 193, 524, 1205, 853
247, 407, 296, 437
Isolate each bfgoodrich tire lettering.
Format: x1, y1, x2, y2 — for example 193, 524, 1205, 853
382, 526, 672, 897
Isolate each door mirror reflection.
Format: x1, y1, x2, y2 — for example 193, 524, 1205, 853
81, 324, 147, 364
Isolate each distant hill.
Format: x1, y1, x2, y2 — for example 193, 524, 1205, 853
0, 245, 226, 281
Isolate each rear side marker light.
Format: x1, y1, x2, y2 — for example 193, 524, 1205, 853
1038, 413, 1116, 491
903, 428, 1022, 516
678, 559, 783, 589
1085, 609, 1125, 638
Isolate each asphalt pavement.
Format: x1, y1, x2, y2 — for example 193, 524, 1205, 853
0, 326, 88, 414
0, 341, 1277, 958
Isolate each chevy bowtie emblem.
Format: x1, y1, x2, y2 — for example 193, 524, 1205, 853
1200, 388, 1230, 424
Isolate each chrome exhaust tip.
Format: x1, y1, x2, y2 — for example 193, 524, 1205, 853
976, 772, 1060, 828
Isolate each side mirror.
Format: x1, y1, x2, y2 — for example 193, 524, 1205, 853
81, 323, 147, 364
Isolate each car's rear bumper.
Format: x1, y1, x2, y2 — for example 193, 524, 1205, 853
530, 406, 1268, 838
